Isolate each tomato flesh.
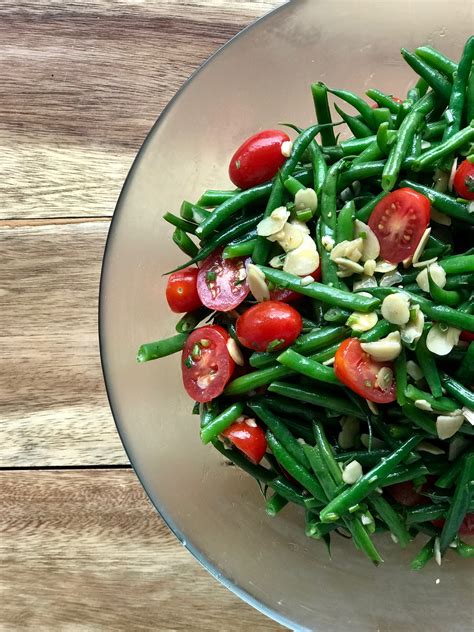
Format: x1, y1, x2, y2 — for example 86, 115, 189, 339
228, 129, 290, 190
334, 338, 396, 403
432, 514, 474, 536
453, 159, 474, 201
222, 420, 267, 464
166, 267, 202, 313
386, 481, 430, 507
197, 249, 249, 312
181, 325, 234, 403
270, 265, 321, 302
236, 301, 303, 352
368, 188, 430, 263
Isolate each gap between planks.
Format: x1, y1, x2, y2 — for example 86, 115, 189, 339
0, 216, 111, 228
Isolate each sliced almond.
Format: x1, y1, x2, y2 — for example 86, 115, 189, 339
346, 311, 378, 333
268, 223, 304, 252
295, 187, 318, 213
380, 270, 403, 287
401, 304, 425, 345
354, 219, 380, 261
436, 414, 464, 440
374, 260, 398, 274
283, 234, 320, 276
417, 441, 445, 455
290, 219, 311, 235
411, 227, 431, 265
412, 257, 438, 269
426, 324, 461, 356
375, 366, 394, 391
406, 360, 423, 381
416, 262, 446, 293
430, 207, 452, 226
361, 331, 402, 362
330, 237, 363, 263
256, 206, 290, 237
321, 235, 335, 251
342, 460, 363, 485
363, 259, 377, 276
334, 257, 365, 275
353, 275, 377, 292
337, 417, 360, 449
381, 293, 410, 325
226, 338, 245, 366
281, 140, 293, 157
269, 255, 285, 269
247, 263, 270, 302
462, 407, 474, 426
415, 399, 434, 412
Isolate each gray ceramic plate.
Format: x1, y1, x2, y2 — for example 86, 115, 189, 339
100, 1, 474, 629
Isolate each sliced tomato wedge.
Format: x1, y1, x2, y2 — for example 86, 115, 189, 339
197, 249, 249, 312
453, 159, 474, 201
181, 325, 234, 403
270, 265, 321, 302
222, 419, 267, 464
334, 338, 396, 403
368, 188, 430, 263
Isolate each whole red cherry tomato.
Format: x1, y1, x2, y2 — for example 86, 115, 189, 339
453, 159, 474, 200
236, 301, 303, 352
166, 267, 202, 313
229, 129, 290, 189
222, 419, 267, 464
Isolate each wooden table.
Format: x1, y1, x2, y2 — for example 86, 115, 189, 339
1, 2, 284, 629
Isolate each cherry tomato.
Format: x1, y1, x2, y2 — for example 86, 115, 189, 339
228, 129, 290, 190
453, 159, 474, 200
165, 267, 202, 313
460, 330, 474, 342
432, 514, 474, 536
181, 325, 234, 403
270, 265, 321, 302
334, 338, 396, 403
236, 301, 303, 352
386, 481, 429, 507
222, 419, 267, 464
197, 249, 249, 312
368, 188, 431, 263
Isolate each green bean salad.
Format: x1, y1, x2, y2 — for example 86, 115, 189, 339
138, 38, 474, 567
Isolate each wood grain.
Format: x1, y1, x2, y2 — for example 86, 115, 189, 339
0, 469, 283, 631
0, 0, 282, 219
0, 220, 126, 467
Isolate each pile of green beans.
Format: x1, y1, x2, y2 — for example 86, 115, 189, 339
138, 37, 474, 568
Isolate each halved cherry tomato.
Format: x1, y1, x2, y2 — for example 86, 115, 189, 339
197, 249, 249, 312
453, 159, 474, 201
181, 325, 234, 403
368, 188, 431, 263
460, 330, 474, 342
236, 301, 303, 352
432, 514, 474, 536
386, 481, 430, 507
334, 338, 396, 403
222, 419, 267, 464
229, 129, 290, 190
166, 267, 202, 313
270, 265, 321, 302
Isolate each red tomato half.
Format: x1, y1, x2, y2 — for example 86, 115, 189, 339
368, 188, 431, 263
166, 267, 202, 313
229, 129, 290, 190
236, 301, 303, 352
181, 325, 234, 403
432, 514, 474, 536
197, 249, 249, 312
222, 420, 267, 464
453, 159, 474, 201
270, 265, 322, 302
334, 338, 396, 403
386, 481, 429, 507
460, 330, 474, 342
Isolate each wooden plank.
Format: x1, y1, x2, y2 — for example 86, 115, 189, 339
0, 220, 126, 467
0, 0, 282, 219
0, 469, 283, 631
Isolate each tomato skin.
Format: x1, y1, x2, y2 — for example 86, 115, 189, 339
386, 481, 429, 507
181, 325, 234, 403
460, 330, 474, 342
222, 420, 267, 464
368, 188, 431, 263
270, 265, 321, 302
334, 338, 396, 403
236, 301, 303, 352
229, 130, 290, 190
166, 268, 202, 313
432, 514, 474, 536
197, 249, 249, 312
453, 159, 474, 200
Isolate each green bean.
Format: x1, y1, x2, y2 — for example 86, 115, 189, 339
265, 396, 317, 425
277, 349, 339, 385
376, 122, 397, 155
211, 438, 274, 483
407, 87, 420, 103
412, 122, 474, 171
439, 254, 474, 274
441, 373, 474, 409
405, 385, 459, 413
180, 200, 209, 223
312, 421, 344, 485
394, 348, 407, 406
268, 476, 309, 506
369, 494, 411, 547
175, 308, 208, 334
366, 89, 402, 114
334, 103, 373, 138
387, 424, 412, 440
319, 435, 422, 522
200, 401, 244, 444
414, 45, 457, 78
436, 456, 466, 489
335, 200, 355, 244
258, 266, 380, 312
439, 453, 474, 553
455, 538, 474, 557
405, 503, 448, 525
266, 431, 326, 502
355, 191, 388, 222
411, 537, 435, 570
346, 515, 383, 564
249, 400, 310, 468
369, 286, 474, 332
283, 174, 306, 196
268, 381, 363, 418
428, 267, 463, 306
401, 49, 452, 100
382, 92, 436, 191
305, 517, 339, 539
402, 403, 437, 436
372, 107, 392, 128
423, 120, 447, 140
338, 161, 385, 190
321, 160, 343, 230
172, 227, 199, 258
456, 342, 474, 385
137, 332, 188, 363
317, 218, 342, 290
399, 180, 474, 225
382, 462, 430, 488
265, 493, 289, 516
222, 238, 257, 259
329, 87, 376, 130
308, 140, 328, 195
334, 449, 391, 467
415, 77, 429, 97
224, 364, 292, 396
352, 139, 384, 166
164, 212, 197, 234
324, 136, 376, 159
311, 83, 337, 146
467, 65, 474, 123
324, 307, 351, 323
197, 189, 237, 207
303, 444, 339, 498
